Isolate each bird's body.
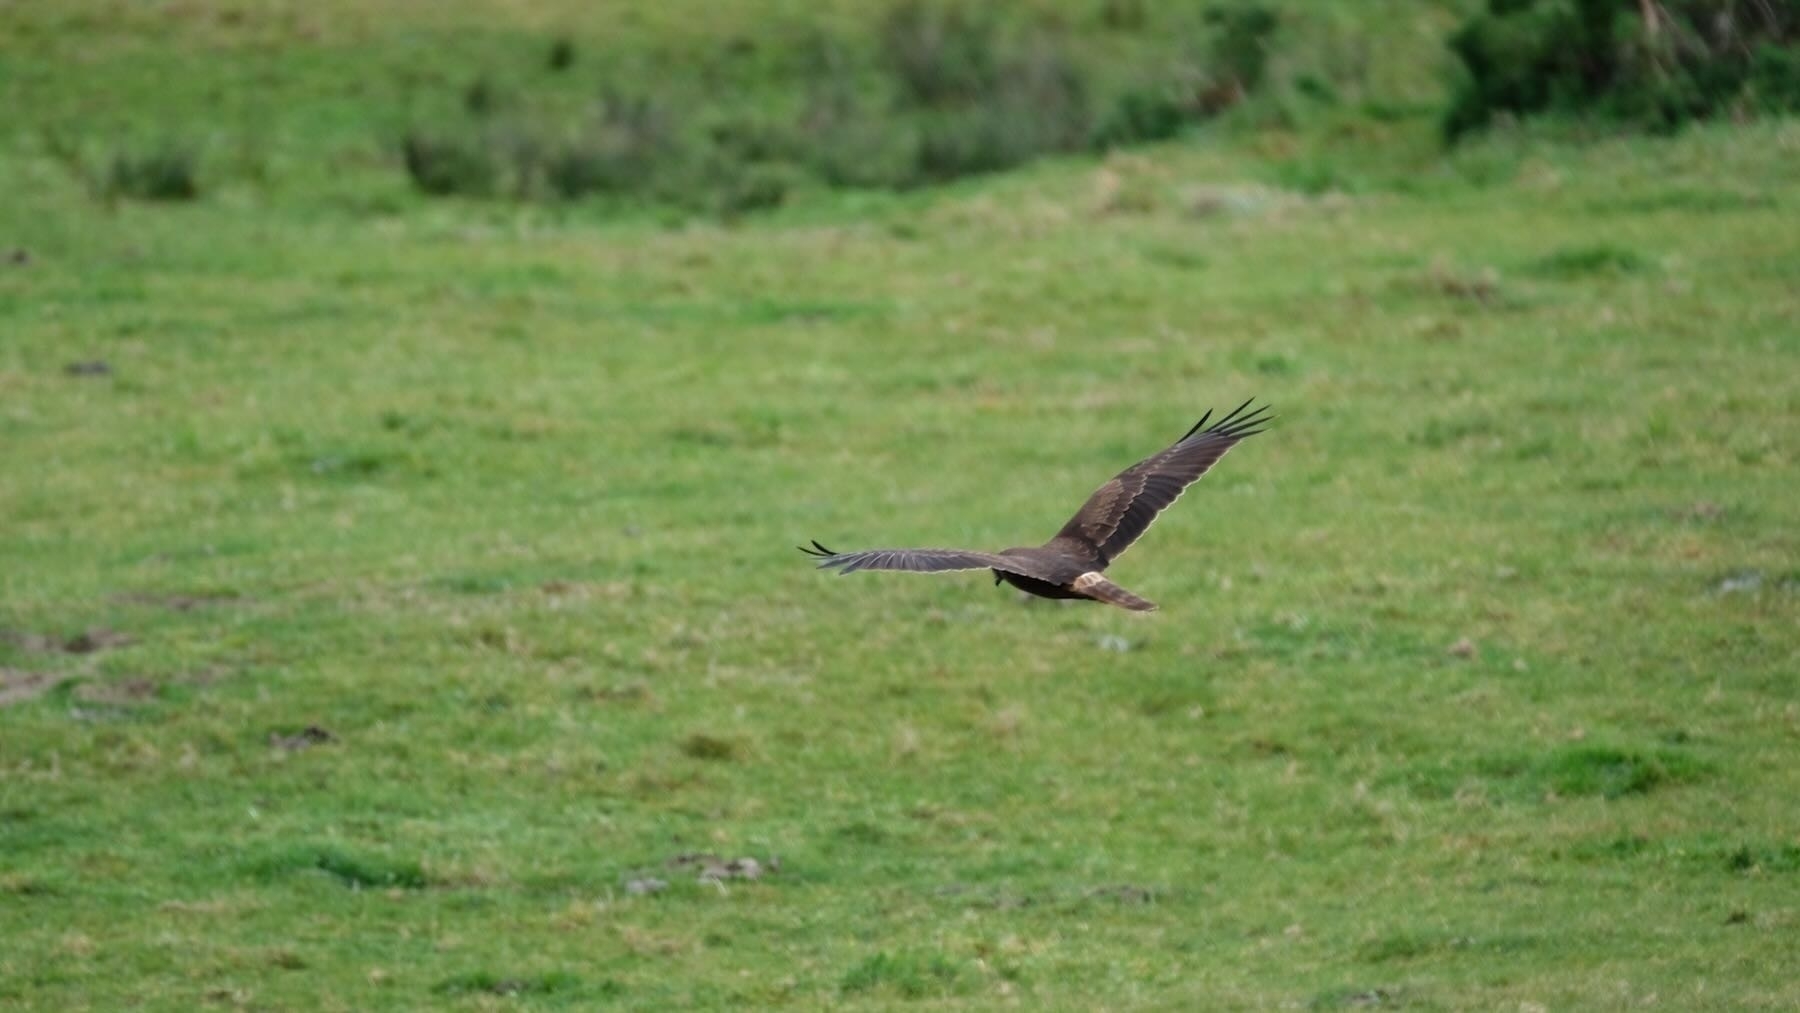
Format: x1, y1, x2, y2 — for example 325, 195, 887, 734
802, 399, 1270, 612
994, 547, 1090, 600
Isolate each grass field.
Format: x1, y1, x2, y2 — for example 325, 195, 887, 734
3, 3, 1799, 1009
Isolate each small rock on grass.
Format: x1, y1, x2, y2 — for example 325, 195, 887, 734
1714, 570, 1762, 595
664, 852, 780, 884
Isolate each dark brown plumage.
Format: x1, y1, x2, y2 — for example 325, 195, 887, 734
800, 399, 1271, 612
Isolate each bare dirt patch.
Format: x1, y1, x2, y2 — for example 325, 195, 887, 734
73, 678, 160, 705
0, 669, 74, 708
4, 627, 135, 655
269, 726, 337, 751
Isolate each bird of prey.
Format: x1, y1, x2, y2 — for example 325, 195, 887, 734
800, 399, 1270, 612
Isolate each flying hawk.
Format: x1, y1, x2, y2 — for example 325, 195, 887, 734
801, 399, 1270, 612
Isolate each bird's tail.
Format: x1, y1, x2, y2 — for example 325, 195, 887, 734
1071, 572, 1158, 612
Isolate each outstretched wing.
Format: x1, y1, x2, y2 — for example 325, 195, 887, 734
799, 541, 1058, 580
1055, 399, 1271, 564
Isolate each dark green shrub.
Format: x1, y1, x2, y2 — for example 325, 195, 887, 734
1003, 35, 1092, 150
1091, 2, 1279, 146
401, 130, 495, 196
791, 33, 908, 186
878, 0, 1003, 107
708, 116, 800, 164
1203, 2, 1280, 99
803, 114, 919, 189
796, 8, 1092, 188
1098, 0, 1149, 32
543, 144, 622, 200
710, 163, 795, 218
1093, 85, 1192, 148
1294, 72, 1340, 105
1445, 0, 1800, 139
391, 0, 1316, 208
910, 38, 1090, 183
1751, 42, 1800, 110
547, 36, 576, 72
914, 108, 1026, 181
545, 90, 680, 200
106, 141, 200, 201
463, 75, 501, 116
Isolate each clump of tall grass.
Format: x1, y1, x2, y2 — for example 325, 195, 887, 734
106, 141, 202, 200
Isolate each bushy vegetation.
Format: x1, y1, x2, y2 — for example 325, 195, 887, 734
21, 1, 1797, 216
105, 142, 201, 201
1446, 0, 1800, 138
399, 130, 495, 197
542, 91, 681, 200
397, 0, 1296, 210
39, 133, 203, 203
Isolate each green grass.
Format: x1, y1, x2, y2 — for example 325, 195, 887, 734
3, 3, 1800, 1009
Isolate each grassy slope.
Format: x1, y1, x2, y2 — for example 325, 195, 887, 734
3, 3, 1798, 1010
